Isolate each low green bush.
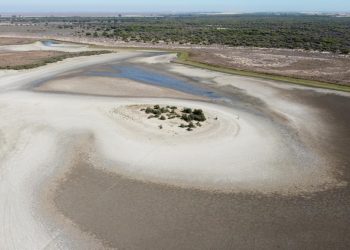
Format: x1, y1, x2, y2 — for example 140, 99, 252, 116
182, 108, 192, 114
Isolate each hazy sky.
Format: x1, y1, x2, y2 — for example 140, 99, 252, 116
1, 0, 349, 13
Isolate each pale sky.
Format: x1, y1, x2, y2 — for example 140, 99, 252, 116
1, 0, 349, 13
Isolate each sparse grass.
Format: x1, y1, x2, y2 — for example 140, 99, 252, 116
176, 51, 350, 93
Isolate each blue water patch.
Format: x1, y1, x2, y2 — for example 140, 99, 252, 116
42, 40, 59, 47
87, 65, 219, 98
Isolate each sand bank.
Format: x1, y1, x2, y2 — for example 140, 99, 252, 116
0, 40, 91, 53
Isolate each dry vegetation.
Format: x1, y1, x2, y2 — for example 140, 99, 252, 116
184, 48, 350, 85
0, 51, 67, 68
0, 50, 112, 70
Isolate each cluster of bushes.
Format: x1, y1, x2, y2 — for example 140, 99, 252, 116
181, 108, 206, 122
141, 105, 207, 131
143, 105, 178, 119
73, 15, 349, 54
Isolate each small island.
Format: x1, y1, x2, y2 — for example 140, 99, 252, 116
141, 105, 207, 131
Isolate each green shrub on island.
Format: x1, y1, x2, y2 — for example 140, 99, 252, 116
193, 113, 206, 122
145, 107, 152, 114
192, 109, 206, 122
141, 105, 208, 131
182, 108, 192, 114
188, 122, 195, 128
160, 107, 169, 113
193, 109, 203, 115
181, 113, 191, 122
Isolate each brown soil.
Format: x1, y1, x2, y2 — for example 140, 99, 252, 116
0, 51, 68, 68
54, 159, 350, 250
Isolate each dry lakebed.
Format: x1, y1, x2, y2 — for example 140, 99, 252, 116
0, 40, 349, 249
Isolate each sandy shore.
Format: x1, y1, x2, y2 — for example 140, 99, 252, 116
0, 49, 349, 249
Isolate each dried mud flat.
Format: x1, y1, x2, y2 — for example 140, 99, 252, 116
0, 45, 350, 250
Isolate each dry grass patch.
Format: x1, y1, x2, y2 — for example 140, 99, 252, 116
0, 50, 112, 70
0, 37, 37, 45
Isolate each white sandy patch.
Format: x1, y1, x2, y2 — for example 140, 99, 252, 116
0, 125, 74, 249
0, 41, 91, 53
169, 64, 221, 79
132, 53, 177, 64
0, 91, 339, 195
0, 104, 105, 249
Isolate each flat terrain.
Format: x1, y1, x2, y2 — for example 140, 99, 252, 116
0, 40, 349, 249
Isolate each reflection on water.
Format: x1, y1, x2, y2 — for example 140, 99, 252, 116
87, 64, 220, 98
